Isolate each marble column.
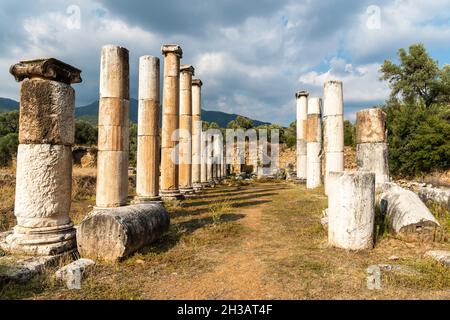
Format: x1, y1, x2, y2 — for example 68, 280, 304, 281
207, 135, 214, 186
356, 108, 390, 188
191, 79, 203, 191
3, 58, 81, 255
135, 55, 161, 203
200, 131, 209, 187
295, 91, 309, 182
96, 45, 130, 208
306, 98, 323, 189
323, 81, 344, 195
160, 44, 183, 200
179, 65, 195, 195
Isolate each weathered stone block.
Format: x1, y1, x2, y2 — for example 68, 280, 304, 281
19, 79, 74, 145
77, 204, 170, 261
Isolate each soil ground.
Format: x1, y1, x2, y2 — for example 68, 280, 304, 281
1, 180, 449, 300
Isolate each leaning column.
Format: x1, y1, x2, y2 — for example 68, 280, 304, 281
179, 65, 195, 195
160, 45, 183, 200
356, 108, 390, 188
96, 45, 129, 208
323, 81, 344, 195
4, 58, 81, 255
306, 98, 322, 189
328, 171, 375, 250
135, 55, 161, 203
191, 79, 203, 191
295, 91, 308, 183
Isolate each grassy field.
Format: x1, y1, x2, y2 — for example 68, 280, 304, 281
0, 176, 449, 300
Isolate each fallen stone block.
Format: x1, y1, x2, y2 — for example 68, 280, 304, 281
77, 203, 169, 262
417, 187, 450, 209
55, 258, 95, 289
380, 183, 443, 242
424, 250, 450, 267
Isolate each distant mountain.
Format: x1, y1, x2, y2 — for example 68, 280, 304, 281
0, 98, 19, 113
75, 99, 270, 128
0, 97, 271, 128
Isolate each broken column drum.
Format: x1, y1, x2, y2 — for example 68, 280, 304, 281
191, 79, 203, 191
160, 44, 183, 200
179, 65, 195, 195
306, 97, 322, 189
323, 81, 344, 195
97, 45, 130, 208
295, 91, 309, 182
4, 58, 82, 255
328, 171, 375, 250
135, 55, 161, 203
356, 108, 389, 187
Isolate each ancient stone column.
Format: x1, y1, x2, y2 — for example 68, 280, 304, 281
4, 58, 81, 255
323, 81, 344, 195
307, 98, 322, 189
191, 79, 203, 191
328, 171, 375, 250
356, 108, 390, 187
213, 135, 221, 183
295, 91, 309, 182
135, 55, 161, 203
160, 45, 183, 200
200, 131, 209, 187
179, 65, 195, 195
207, 135, 214, 185
96, 45, 129, 208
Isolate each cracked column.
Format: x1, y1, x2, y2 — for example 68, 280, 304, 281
135, 55, 161, 203
323, 81, 344, 195
307, 98, 322, 189
191, 79, 203, 191
179, 65, 195, 195
356, 108, 390, 188
96, 45, 130, 208
3, 58, 81, 255
160, 45, 183, 200
295, 91, 308, 183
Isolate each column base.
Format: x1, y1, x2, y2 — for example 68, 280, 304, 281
160, 190, 184, 201
293, 178, 307, 184
132, 195, 162, 204
0, 222, 76, 256
180, 187, 196, 197
193, 183, 203, 192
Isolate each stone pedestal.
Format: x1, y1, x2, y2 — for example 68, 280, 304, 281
3, 58, 81, 255
96, 45, 130, 208
323, 81, 344, 195
191, 79, 203, 191
295, 91, 308, 182
306, 97, 322, 189
328, 171, 375, 250
179, 65, 195, 195
160, 45, 183, 200
135, 55, 161, 203
356, 108, 390, 187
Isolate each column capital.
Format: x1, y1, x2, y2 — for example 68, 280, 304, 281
10, 58, 82, 84
180, 64, 195, 75
161, 44, 183, 58
192, 79, 203, 87
295, 90, 309, 99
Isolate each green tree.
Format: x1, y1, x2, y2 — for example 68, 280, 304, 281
74, 120, 97, 146
282, 121, 296, 148
129, 121, 138, 167
0, 111, 19, 136
0, 133, 18, 166
344, 120, 356, 147
380, 43, 447, 107
227, 115, 254, 129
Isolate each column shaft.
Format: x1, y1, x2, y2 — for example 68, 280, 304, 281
192, 79, 203, 190
307, 98, 322, 189
295, 91, 309, 181
135, 55, 161, 202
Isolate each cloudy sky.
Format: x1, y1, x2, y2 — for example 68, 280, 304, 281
1, 0, 449, 125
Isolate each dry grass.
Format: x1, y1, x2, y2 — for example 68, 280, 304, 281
0, 184, 15, 232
